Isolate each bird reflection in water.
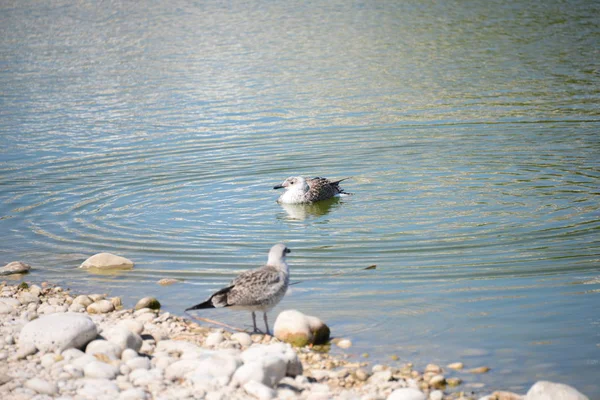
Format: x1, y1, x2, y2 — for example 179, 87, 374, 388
277, 197, 342, 221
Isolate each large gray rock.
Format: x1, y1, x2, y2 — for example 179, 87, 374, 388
0, 261, 31, 275
80, 253, 134, 270
525, 381, 589, 400
19, 312, 98, 353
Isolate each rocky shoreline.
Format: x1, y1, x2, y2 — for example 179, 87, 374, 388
0, 278, 589, 400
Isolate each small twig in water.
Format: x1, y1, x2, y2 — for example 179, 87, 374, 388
290, 264, 377, 286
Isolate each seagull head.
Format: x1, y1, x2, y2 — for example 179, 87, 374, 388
273, 176, 309, 193
268, 243, 291, 266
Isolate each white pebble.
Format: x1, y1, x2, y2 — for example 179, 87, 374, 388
121, 348, 139, 362
126, 356, 151, 371
5, 335, 14, 345
244, 380, 276, 400
84, 360, 119, 379
119, 388, 149, 400
62, 348, 85, 361
205, 331, 224, 347
429, 390, 443, 400
231, 332, 253, 347
336, 339, 352, 349
24, 377, 57, 395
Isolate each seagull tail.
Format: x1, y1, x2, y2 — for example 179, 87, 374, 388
331, 177, 352, 195
185, 285, 234, 311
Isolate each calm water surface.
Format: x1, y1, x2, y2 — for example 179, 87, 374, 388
1, 0, 599, 395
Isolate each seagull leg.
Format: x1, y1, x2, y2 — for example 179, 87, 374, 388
251, 312, 258, 333
263, 312, 271, 336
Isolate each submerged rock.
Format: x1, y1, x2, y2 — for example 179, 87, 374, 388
273, 310, 330, 347
80, 253, 134, 270
157, 278, 181, 286
0, 261, 31, 275
135, 297, 161, 310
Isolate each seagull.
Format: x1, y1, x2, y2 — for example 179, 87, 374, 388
185, 243, 291, 335
273, 176, 351, 204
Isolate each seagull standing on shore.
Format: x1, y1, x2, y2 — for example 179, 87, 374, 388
185, 243, 291, 334
274, 176, 350, 204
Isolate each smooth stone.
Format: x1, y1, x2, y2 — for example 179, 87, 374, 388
119, 388, 149, 400
231, 361, 267, 387
241, 343, 303, 377
89, 294, 106, 302
19, 312, 98, 353
231, 332, 253, 347
41, 352, 63, 368
469, 366, 491, 374
71, 354, 100, 368
369, 369, 393, 385
337, 339, 352, 349
244, 380, 276, 400
87, 300, 115, 314
62, 348, 86, 361
430, 390, 444, 400
425, 364, 442, 374
134, 297, 161, 310
0, 302, 15, 314
73, 295, 94, 307
126, 356, 151, 371
86, 339, 122, 359
80, 253, 134, 269
185, 353, 242, 385
157, 278, 181, 286
525, 381, 589, 400
205, 331, 224, 347
447, 362, 464, 370
121, 348, 139, 362
387, 388, 427, 400
0, 261, 31, 275
429, 375, 445, 388
118, 320, 144, 335
69, 303, 86, 312
111, 297, 123, 309
0, 297, 20, 307
78, 377, 120, 398
273, 309, 330, 347
24, 377, 57, 395
29, 284, 42, 295
102, 326, 143, 352
18, 291, 40, 305
355, 368, 370, 382
129, 367, 163, 387
84, 360, 119, 379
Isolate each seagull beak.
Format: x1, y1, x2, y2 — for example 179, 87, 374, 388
273, 184, 284, 190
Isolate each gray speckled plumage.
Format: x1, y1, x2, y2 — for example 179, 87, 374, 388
274, 176, 351, 204
185, 243, 291, 334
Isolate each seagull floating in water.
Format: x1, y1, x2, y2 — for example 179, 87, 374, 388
273, 176, 351, 204
185, 243, 291, 334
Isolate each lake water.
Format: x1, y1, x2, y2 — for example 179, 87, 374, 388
1, 0, 599, 396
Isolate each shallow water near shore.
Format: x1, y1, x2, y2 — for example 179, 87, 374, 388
1, 0, 599, 396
